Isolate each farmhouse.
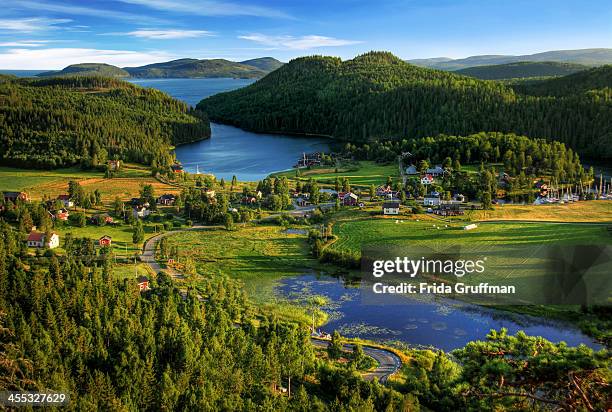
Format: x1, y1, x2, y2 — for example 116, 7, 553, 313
98, 235, 112, 247
132, 206, 150, 219
57, 194, 74, 208
420, 174, 434, 185
405, 165, 418, 175
3, 191, 30, 203
423, 192, 441, 206
27, 231, 59, 249
382, 201, 401, 215
340, 192, 359, 206
157, 193, 176, 205
107, 160, 121, 171
137, 276, 150, 292
433, 203, 464, 216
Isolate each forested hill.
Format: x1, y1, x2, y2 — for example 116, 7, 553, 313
513, 65, 612, 96
37, 63, 129, 78
455, 61, 588, 80
198, 51, 612, 159
0, 76, 210, 169
123, 58, 276, 79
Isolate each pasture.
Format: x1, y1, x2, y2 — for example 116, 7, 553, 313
272, 161, 400, 187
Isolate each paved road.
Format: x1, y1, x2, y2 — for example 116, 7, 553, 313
141, 225, 403, 384
311, 338, 402, 383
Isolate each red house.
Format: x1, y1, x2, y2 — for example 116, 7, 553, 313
137, 276, 150, 292
98, 235, 112, 247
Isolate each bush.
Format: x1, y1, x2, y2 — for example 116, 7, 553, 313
163, 221, 172, 231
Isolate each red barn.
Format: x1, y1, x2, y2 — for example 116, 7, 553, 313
98, 235, 112, 247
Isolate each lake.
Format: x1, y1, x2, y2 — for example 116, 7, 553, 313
277, 273, 603, 351
129, 78, 331, 181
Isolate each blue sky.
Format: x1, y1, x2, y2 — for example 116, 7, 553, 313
0, 0, 610, 69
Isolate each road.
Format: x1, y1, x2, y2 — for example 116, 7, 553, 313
140, 225, 403, 384
310, 339, 402, 383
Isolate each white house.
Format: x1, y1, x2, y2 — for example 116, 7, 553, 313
132, 206, 151, 219
423, 192, 441, 206
382, 201, 400, 215
421, 174, 434, 185
57, 194, 74, 208
27, 231, 59, 249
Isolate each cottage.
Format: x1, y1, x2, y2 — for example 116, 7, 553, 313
241, 196, 257, 205
423, 192, 441, 206
405, 165, 418, 175
27, 231, 59, 249
341, 192, 359, 206
382, 201, 400, 215
98, 235, 112, 247
132, 206, 150, 219
107, 160, 121, 171
171, 163, 184, 173
157, 193, 176, 206
420, 174, 434, 185
137, 276, 150, 292
57, 194, 74, 208
3, 191, 30, 203
55, 208, 70, 221
426, 165, 445, 176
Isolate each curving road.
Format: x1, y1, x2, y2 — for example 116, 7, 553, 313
140, 226, 403, 384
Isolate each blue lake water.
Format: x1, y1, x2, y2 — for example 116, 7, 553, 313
277, 273, 602, 351
129, 77, 331, 181
0, 70, 46, 77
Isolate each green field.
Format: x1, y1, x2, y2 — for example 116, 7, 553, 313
164, 224, 317, 299
272, 161, 400, 187
330, 218, 612, 253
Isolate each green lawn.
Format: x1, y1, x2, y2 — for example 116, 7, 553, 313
272, 161, 400, 188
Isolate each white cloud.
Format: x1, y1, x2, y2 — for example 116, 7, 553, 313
117, 0, 291, 18
0, 17, 71, 32
0, 47, 175, 69
239, 34, 362, 50
13, 0, 168, 24
0, 40, 51, 47
125, 29, 214, 39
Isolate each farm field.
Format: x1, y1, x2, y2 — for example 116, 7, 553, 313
471, 201, 612, 222
0, 165, 179, 202
272, 161, 400, 187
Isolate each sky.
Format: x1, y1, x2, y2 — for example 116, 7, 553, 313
0, 0, 610, 69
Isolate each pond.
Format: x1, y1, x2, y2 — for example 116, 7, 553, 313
277, 273, 603, 352
128, 77, 331, 181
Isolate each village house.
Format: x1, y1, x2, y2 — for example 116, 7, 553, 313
426, 165, 445, 176
57, 194, 74, 208
382, 201, 401, 215
453, 193, 466, 202
132, 206, 151, 219
27, 231, 59, 249
157, 193, 176, 206
423, 192, 441, 206
434, 203, 464, 216
405, 165, 418, 175
420, 174, 434, 185
340, 192, 359, 206
3, 191, 30, 203
295, 196, 310, 207
107, 160, 121, 171
91, 213, 114, 225
98, 235, 112, 247
53, 208, 70, 221
241, 196, 257, 205
137, 276, 150, 292
376, 185, 393, 197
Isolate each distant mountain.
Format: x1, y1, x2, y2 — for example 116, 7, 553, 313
513, 65, 612, 97
239, 57, 284, 72
123, 58, 275, 79
455, 61, 589, 80
408, 48, 612, 70
37, 63, 129, 78
198, 51, 612, 159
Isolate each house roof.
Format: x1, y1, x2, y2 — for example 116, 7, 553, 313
343, 192, 358, 199
422, 174, 434, 180
99, 235, 112, 241
3, 191, 24, 197
137, 276, 149, 283
27, 231, 44, 241
57, 194, 71, 201
382, 202, 400, 208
